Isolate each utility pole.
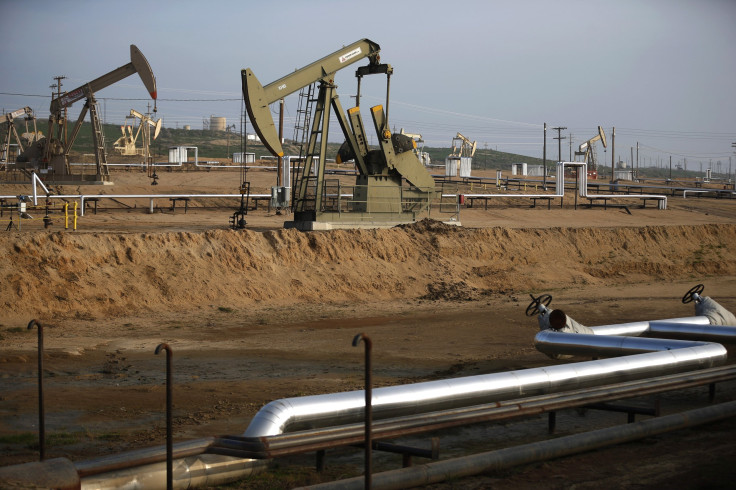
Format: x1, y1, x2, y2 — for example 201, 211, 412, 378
670, 155, 672, 181
543, 123, 547, 189
52, 75, 67, 143
630, 147, 634, 178
552, 126, 568, 205
552, 126, 567, 162
610, 127, 615, 184
569, 133, 573, 161
636, 142, 639, 180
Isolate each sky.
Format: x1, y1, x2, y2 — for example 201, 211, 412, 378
1, 0, 734, 171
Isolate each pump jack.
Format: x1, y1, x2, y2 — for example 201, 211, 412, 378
20, 45, 157, 183
1, 107, 38, 168
242, 39, 439, 230
575, 126, 607, 171
128, 109, 161, 183
451, 132, 477, 158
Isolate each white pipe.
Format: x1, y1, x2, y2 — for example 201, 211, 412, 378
31, 172, 50, 206
461, 162, 667, 209
0, 193, 271, 217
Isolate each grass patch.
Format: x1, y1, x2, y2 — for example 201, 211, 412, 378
0, 433, 37, 445
96, 432, 124, 442
46, 432, 84, 446
0, 431, 86, 448
218, 306, 234, 313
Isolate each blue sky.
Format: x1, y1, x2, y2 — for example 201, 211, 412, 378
1, 0, 734, 169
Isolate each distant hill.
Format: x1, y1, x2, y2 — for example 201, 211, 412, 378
12, 121, 708, 180
19, 120, 548, 170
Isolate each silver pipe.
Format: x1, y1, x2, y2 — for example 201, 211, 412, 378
66, 314, 729, 488
298, 400, 736, 490
533, 329, 724, 358
81, 454, 268, 490
589, 316, 710, 336
244, 332, 726, 437
648, 321, 736, 344
75, 437, 214, 477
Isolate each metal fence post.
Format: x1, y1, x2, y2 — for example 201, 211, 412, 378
155, 343, 173, 490
352, 333, 372, 488
27, 320, 45, 461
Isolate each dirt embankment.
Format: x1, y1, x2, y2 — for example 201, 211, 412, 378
2, 220, 734, 323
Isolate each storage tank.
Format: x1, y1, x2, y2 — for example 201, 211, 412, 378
233, 152, 256, 164
169, 146, 187, 164
210, 116, 226, 132
459, 157, 472, 178
183, 125, 191, 131
445, 156, 459, 177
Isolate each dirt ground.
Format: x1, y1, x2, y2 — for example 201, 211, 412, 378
1, 166, 736, 488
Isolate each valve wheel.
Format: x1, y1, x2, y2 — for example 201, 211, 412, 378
682, 284, 705, 304
526, 293, 552, 316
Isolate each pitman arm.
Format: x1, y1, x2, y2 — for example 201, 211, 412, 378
241, 39, 381, 157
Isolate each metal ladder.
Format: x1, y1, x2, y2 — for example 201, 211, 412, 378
291, 84, 316, 211
88, 99, 109, 177
293, 83, 315, 148
298, 83, 336, 213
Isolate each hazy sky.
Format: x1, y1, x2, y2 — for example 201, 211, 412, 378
2, 0, 734, 169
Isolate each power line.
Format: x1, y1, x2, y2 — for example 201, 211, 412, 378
0, 92, 240, 102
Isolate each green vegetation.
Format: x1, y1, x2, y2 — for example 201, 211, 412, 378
0, 433, 37, 445
13, 120, 714, 179
0, 431, 84, 448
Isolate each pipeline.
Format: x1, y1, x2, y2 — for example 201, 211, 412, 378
2, 312, 731, 489
297, 399, 736, 490
461, 161, 667, 209
243, 335, 726, 438
75, 319, 728, 488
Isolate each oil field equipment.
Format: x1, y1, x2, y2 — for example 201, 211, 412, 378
112, 116, 139, 156
112, 109, 161, 158
18, 45, 157, 183
446, 132, 476, 178
242, 39, 442, 230
575, 126, 606, 170
1, 107, 39, 168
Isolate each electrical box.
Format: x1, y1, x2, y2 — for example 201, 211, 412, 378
271, 186, 290, 208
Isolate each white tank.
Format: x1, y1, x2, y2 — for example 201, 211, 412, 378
209, 116, 226, 131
